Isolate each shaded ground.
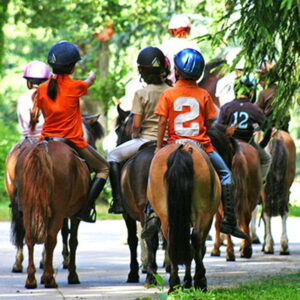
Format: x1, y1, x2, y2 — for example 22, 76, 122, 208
0, 217, 299, 299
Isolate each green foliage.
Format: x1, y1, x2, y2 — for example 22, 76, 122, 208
197, 0, 300, 128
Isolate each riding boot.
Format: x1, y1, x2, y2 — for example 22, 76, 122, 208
108, 162, 124, 214
220, 184, 247, 239
141, 202, 160, 239
77, 177, 106, 223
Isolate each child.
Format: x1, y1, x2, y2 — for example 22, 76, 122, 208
218, 75, 272, 183
17, 61, 50, 138
154, 48, 247, 239
37, 41, 109, 223
107, 46, 170, 214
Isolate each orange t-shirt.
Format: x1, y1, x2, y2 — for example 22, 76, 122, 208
155, 80, 217, 153
37, 74, 88, 148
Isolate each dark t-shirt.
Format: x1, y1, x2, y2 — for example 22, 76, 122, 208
218, 97, 266, 142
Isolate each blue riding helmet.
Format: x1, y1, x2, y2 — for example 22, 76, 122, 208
174, 48, 205, 80
48, 41, 81, 67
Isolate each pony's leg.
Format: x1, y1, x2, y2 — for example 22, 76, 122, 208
191, 231, 207, 292
61, 218, 70, 269
262, 213, 274, 254
41, 222, 62, 288
145, 231, 158, 287
250, 205, 261, 244
137, 222, 148, 273
240, 214, 253, 259
226, 235, 235, 261
169, 262, 180, 293
162, 237, 171, 273
12, 246, 24, 273
211, 213, 221, 256
25, 239, 37, 289
123, 214, 139, 283
183, 262, 192, 289
68, 218, 80, 284
280, 212, 289, 255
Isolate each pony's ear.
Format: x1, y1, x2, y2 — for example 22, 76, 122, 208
117, 104, 130, 119
225, 125, 235, 137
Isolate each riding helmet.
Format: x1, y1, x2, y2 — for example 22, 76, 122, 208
23, 61, 50, 79
137, 46, 165, 70
174, 48, 205, 80
47, 41, 81, 67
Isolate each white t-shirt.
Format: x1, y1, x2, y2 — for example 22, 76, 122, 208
215, 72, 237, 107
160, 37, 200, 84
17, 89, 44, 139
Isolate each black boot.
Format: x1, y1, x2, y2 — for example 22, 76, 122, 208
141, 203, 160, 239
108, 162, 124, 214
220, 184, 247, 239
77, 177, 106, 223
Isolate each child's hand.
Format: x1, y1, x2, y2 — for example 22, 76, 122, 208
86, 71, 96, 87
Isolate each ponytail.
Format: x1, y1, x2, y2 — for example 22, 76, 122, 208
47, 76, 57, 101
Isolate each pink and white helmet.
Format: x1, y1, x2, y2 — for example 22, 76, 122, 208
23, 61, 50, 79
168, 14, 191, 30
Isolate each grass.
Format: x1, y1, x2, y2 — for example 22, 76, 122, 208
138, 272, 300, 300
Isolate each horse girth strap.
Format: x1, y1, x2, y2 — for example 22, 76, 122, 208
174, 139, 215, 202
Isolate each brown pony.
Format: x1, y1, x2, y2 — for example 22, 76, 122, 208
147, 142, 221, 291
262, 129, 296, 255
6, 115, 103, 274
14, 139, 90, 289
208, 125, 262, 260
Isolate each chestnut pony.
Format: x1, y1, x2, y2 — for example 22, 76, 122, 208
147, 141, 221, 292
262, 129, 296, 255
7, 114, 103, 288
208, 125, 262, 261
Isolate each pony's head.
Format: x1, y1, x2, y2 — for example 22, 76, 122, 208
115, 105, 133, 146
207, 123, 237, 168
82, 114, 104, 149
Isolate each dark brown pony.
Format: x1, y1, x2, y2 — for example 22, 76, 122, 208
208, 125, 262, 261
114, 105, 166, 285
7, 115, 103, 288
261, 129, 296, 254
147, 142, 221, 291
198, 58, 225, 108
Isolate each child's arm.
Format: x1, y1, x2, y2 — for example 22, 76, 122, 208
132, 114, 142, 138
85, 71, 96, 87
155, 116, 167, 154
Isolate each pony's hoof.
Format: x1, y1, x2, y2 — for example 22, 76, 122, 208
210, 248, 220, 256
68, 273, 80, 284
12, 264, 23, 273
25, 279, 37, 289
194, 277, 207, 292
44, 278, 58, 288
165, 265, 171, 273
127, 273, 139, 283
145, 274, 156, 286
39, 261, 44, 269
280, 250, 290, 255
251, 237, 261, 244
241, 247, 252, 258
226, 254, 235, 261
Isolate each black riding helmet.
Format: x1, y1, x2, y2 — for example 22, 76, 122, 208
137, 46, 165, 72
48, 41, 81, 67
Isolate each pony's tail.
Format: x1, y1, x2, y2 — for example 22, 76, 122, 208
265, 140, 287, 216
165, 145, 193, 265
10, 184, 25, 249
232, 145, 248, 213
20, 145, 53, 244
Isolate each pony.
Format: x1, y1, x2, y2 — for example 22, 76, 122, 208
114, 105, 168, 286
207, 124, 262, 261
6, 114, 104, 287
198, 57, 225, 108
261, 129, 296, 255
147, 141, 221, 292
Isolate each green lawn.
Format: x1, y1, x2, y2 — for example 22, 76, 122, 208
141, 272, 300, 300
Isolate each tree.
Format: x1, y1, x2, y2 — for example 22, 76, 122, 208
197, 0, 300, 127
0, 0, 10, 74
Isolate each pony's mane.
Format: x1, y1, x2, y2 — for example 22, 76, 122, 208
198, 58, 226, 85
207, 123, 236, 168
